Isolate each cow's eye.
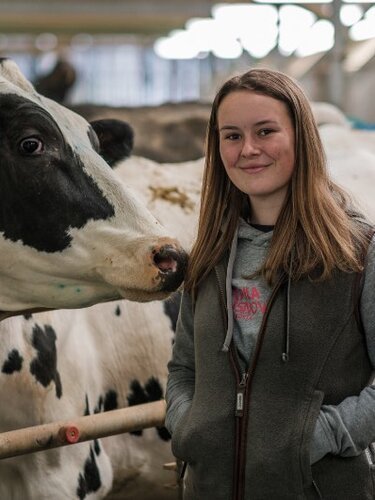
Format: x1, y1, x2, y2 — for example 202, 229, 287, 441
19, 137, 44, 155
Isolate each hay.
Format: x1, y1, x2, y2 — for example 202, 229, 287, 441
149, 186, 195, 212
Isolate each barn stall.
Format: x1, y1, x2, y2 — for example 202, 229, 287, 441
0, 1, 375, 499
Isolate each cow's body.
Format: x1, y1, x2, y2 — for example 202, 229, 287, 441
70, 101, 211, 164
0, 154, 202, 499
321, 123, 375, 222
0, 303, 176, 499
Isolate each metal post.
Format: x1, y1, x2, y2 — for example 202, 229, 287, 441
329, 0, 346, 110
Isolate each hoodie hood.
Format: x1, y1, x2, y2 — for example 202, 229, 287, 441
237, 218, 274, 247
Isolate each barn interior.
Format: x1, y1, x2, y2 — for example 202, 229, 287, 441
1, 3, 375, 500
1, 0, 375, 125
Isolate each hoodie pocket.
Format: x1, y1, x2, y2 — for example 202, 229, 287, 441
311, 450, 375, 499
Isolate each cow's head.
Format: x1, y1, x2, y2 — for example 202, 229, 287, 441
0, 59, 187, 313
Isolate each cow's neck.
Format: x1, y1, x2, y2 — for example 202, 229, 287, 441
0, 307, 52, 322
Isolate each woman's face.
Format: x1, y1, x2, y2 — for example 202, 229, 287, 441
218, 90, 295, 220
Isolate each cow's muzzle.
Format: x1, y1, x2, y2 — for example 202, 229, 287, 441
152, 244, 188, 291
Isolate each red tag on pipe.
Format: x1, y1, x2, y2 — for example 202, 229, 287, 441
64, 426, 80, 444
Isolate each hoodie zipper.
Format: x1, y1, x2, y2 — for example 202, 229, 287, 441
235, 372, 248, 417
215, 269, 285, 500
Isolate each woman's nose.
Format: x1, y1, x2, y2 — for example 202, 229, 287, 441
241, 137, 260, 157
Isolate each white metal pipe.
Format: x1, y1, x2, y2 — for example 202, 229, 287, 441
329, 0, 346, 109
0, 400, 166, 460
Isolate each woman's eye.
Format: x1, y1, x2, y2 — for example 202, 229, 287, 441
226, 134, 240, 140
19, 137, 44, 155
258, 129, 273, 137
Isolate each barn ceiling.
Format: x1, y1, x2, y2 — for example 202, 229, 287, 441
0, 0, 328, 37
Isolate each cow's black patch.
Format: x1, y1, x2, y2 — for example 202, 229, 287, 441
94, 395, 103, 414
127, 377, 170, 440
2, 349, 23, 374
127, 377, 163, 407
103, 389, 118, 411
91, 388, 117, 416
157, 426, 171, 441
163, 291, 182, 333
0, 94, 115, 252
29, 323, 62, 398
76, 447, 102, 499
23, 313, 32, 320
84, 394, 90, 416
115, 305, 121, 316
94, 439, 101, 456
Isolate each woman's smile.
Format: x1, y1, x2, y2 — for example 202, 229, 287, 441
239, 164, 271, 174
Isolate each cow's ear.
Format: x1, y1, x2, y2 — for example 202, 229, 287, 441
90, 119, 134, 168
0, 58, 37, 95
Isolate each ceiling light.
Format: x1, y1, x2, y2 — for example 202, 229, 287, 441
340, 5, 363, 26
295, 20, 334, 57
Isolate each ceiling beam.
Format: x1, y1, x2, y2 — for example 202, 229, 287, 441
0, 0, 241, 36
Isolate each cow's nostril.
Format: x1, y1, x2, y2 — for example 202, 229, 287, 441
153, 247, 178, 273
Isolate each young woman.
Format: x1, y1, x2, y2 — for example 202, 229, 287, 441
165, 68, 375, 500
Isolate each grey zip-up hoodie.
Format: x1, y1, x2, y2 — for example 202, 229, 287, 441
166, 220, 375, 498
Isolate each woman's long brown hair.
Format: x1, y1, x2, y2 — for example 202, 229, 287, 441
184, 68, 368, 294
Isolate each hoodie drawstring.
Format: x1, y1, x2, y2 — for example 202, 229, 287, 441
282, 247, 295, 363
221, 227, 239, 352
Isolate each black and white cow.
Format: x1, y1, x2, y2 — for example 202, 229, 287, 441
0, 59, 189, 499
0, 57, 187, 318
